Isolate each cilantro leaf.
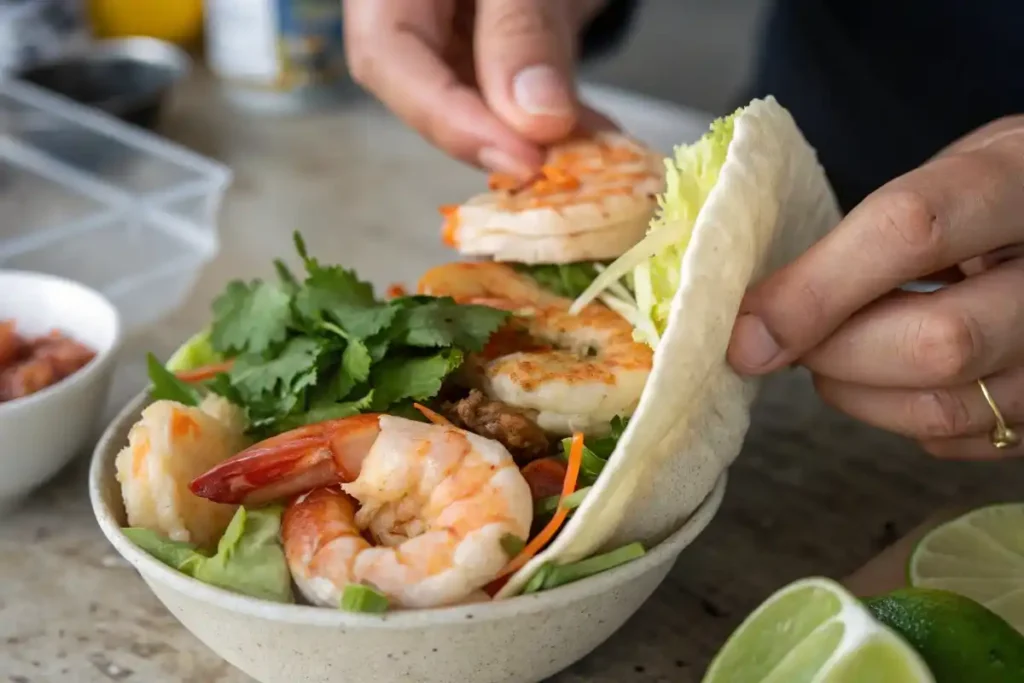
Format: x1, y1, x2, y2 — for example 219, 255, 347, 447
171, 231, 516, 438
146, 353, 200, 406
341, 338, 372, 388
276, 391, 375, 431
210, 280, 293, 356
229, 338, 322, 403
296, 270, 394, 339
274, 259, 299, 291
371, 349, 463, 409
391, 297, 510, 351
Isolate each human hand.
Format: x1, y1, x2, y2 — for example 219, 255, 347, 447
343, 0, 614, 178
727, 115, 1024, 459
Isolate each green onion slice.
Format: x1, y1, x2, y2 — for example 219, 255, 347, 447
340, 583, 389, 613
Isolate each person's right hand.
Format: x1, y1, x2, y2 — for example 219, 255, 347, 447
343, 0, 612, 178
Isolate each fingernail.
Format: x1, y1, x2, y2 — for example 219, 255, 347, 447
478, 147, 535, 178
512, 65, 574, 116
730, 315, 783, 371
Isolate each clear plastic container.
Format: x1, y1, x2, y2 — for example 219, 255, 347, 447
0, 78, 231, 331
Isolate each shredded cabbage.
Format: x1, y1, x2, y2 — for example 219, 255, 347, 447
571, 110, 740, 346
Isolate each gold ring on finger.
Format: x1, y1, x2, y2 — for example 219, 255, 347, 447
977, 378, 1021, 450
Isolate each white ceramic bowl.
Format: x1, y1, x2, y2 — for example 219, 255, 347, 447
0, 270, 121, 506
91, 390, 727, 683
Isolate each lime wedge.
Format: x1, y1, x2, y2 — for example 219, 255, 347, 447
702, 577, 934, 683
909, 504, 1024, 634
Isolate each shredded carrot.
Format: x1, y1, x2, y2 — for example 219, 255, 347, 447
498, 432, 584, 579
386, 283, 407, 299
413, 402, 452, 426
438, 204, 461, 247
487, 172, 524, 191
175, 360, 235, 383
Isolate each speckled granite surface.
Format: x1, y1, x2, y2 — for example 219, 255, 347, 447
2, 74, 1021, 683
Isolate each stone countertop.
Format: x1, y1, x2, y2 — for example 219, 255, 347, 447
2, 75, 1022, 683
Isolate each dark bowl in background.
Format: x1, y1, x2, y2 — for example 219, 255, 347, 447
10, 38, 191, 176
17, 37, 191, 130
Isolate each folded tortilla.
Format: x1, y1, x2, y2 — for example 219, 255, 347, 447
499, 97, 842, 597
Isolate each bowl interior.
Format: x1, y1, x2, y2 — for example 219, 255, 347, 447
90, 389, 728, 627
0, 270, 121, 409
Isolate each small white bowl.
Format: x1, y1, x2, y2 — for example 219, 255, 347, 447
0, 270, 121, 506
91, 390, 726, 683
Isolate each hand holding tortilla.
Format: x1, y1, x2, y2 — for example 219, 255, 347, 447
112, 96, 840, 611
728, 115, 1024, 460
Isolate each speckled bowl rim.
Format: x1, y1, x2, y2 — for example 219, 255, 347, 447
90, 390, 726, 628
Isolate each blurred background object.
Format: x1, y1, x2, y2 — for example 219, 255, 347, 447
17, 37, 190, 130
87, 0, 203, 47
0, 0, 91, 76
0, 78, 230, 332
204, 0, 350, 113
582, 0, 767, 115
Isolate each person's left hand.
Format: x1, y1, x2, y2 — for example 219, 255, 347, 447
727, 115, 1024, 460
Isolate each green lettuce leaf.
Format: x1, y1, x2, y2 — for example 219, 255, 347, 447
571, 111, 740, 346
146, 353, 201, 406
166, 328, 223, 373
123, 506, 294, 604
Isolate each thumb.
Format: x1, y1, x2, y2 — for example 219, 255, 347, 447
474, 0, 580, 144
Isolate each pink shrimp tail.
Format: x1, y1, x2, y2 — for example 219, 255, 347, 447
189, 413, 383, 506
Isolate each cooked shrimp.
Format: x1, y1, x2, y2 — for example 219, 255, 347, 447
189, 413, 382, 506
419, 262, 653, 435
441, 132, 665, 264
202, 414, 533, 608
115, 395, 249, 548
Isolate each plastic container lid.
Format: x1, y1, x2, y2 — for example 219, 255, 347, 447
0, 78, 231, 332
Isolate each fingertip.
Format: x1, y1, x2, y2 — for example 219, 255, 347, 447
478, 145, 542, 178
500, 64, 580, 142
727, 313, 788, 375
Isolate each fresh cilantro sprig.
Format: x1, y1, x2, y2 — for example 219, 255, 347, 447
195, 232, 509, 436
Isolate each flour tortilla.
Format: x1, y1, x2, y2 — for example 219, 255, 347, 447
499, 97, 841, 597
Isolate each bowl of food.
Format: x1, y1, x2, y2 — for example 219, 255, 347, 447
91, 390, 726, 682
1, 270, 121, 506
90, 97, 842, 681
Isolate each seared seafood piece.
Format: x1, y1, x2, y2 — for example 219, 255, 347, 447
441, 132, 664, 264
419, 262, 653, 435
189, 413, 382, 507
196, 414, 533, 608
115, 395, 249, 548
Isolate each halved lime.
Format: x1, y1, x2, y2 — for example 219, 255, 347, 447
702, 577, 934, 683
908, 503, 1024, 634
